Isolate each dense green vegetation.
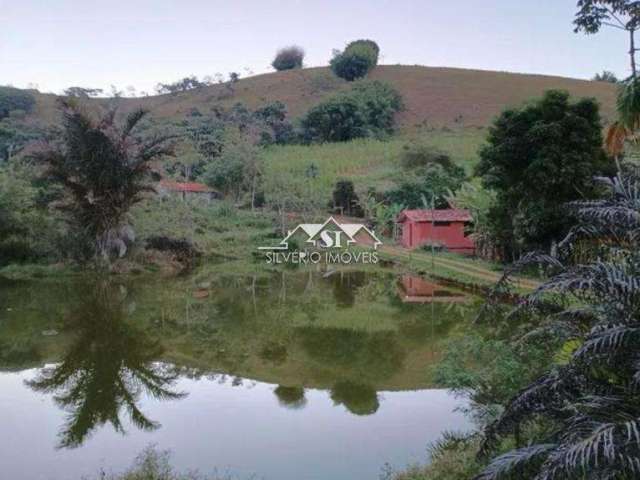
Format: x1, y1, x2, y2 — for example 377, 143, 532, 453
330, 39, 380, 81
0, 86, 35, 120
272, 45, 305, 71
35, 101, 173, 264
300, 80, 403, 142
476, 90, 610, 258
1, 13, 638, 477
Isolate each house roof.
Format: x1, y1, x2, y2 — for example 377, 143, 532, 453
397, 209, 473, 223
159, 180, 216, 193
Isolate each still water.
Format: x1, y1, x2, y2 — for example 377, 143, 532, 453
0, 269, 478, 480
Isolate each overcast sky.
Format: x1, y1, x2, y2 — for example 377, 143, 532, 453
0, 0, 630, 95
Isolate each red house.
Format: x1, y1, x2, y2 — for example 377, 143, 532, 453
396, 209, 475, 254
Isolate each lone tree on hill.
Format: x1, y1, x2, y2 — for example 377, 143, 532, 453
592, 70, 619, 83
272, 46, 305, 71
36, 100, 174, 265
330, 39, 380, 81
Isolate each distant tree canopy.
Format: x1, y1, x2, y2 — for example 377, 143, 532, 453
272, 46, 305, 71
330, 39, 380, 81
0, 87, 35, 120
592, 70, 619, 83
476, 89, 611, 256
63, 87, 104, 98
156, 76, 207, 94
301, 80, 402, 142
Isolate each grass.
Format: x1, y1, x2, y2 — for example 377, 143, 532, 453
90, 445, 233, 480
263, 129, 486, 197
385, 435, 483, 480
0, 263, 78, 281
28, 65, 618, 131
131, 196, 276, 260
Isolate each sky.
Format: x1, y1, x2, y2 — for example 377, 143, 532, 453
0, 0, 631, 95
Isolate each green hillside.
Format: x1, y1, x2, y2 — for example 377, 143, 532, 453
26, 65, 618, 130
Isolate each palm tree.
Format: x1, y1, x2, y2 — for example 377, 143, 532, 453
475, 170, 640, 479
36, 100, 173, 264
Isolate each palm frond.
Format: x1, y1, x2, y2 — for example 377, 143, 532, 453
474, 444, 555, 480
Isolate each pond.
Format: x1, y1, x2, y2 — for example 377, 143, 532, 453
0, 268, 479, 480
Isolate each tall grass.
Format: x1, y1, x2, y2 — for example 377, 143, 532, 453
262, 129, 485, 196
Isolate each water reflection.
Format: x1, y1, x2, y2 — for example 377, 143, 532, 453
330, 381, 379, 415
0, 270, 478, 479
274, 385, 307, 409
397, 275, 468, 303
0, 270, 475, 448
25, 280, 186, 448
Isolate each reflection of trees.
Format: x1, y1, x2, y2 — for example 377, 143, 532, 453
326, 271, 367, 307
298, 327, 405, 379
274, 385, 307, 409
26, 281, 185, 448
330, 381, 379, 415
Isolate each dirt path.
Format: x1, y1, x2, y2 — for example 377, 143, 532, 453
379, 245, 541, 290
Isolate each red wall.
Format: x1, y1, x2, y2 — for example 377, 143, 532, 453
400, 220, 474, 254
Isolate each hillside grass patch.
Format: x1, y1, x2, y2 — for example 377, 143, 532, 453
263, 129, 485, 196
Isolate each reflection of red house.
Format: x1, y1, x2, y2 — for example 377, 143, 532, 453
396, 209, 474, 254
398, 275, 467, 303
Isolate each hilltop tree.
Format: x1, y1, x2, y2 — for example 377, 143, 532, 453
592, 69, 619, 83
63, 86, 104, 98
476, 90, 610, 257
35, 100, 174, 264
155, 76, 206, 94
272, 46, 305, 71
330, 39, 380, 81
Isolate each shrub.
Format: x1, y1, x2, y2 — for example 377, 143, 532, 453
0, 87, 35, 120
145, 235, 201, 264
254, 101, 296, 145
301, 80, 402, 142
331, 180, 364, 216
400, 143, 459, 172
271, 46, 305, 71
330, 39, 380, 81
386, 147, 466, 209
592, 70, 618, 83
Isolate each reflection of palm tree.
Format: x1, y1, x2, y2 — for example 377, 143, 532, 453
26, 281, 185, 448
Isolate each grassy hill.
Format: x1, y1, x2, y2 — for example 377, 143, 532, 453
28, 65, 618, 130
20, 65, 619, 204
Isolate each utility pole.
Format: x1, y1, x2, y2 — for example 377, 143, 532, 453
431, 193, 435, 271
